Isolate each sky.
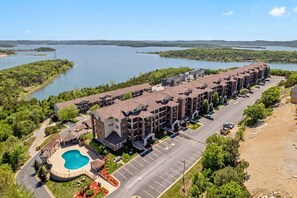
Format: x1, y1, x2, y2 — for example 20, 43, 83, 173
0, 0, 297, 41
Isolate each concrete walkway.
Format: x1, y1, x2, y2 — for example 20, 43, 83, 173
29, 118, 50, 157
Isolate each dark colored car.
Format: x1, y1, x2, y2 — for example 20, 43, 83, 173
204, 114, 214, 120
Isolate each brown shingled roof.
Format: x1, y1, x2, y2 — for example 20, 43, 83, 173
92, 63, 268, 121
55, 83, 151, 110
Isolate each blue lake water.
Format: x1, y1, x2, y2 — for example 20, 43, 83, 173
62, 150, 89, 170
1, 44, 297, 100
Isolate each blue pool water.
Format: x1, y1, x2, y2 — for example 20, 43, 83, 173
62, 150, 90, 170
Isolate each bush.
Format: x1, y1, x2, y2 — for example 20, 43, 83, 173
86, 189, 94, 197
44, 126, 59, 136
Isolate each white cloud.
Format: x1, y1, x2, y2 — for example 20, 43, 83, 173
222, 11, 234, 16
269, 6, 286, 17
294, 7, 297, 13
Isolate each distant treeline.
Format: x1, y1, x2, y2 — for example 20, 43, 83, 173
34, 47, 56, 52
156, 48, 297, 63
0, 49, 15, 55
1, 40, 297, 48
0, 43, 15, 47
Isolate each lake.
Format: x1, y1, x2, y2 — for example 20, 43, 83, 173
1, 44, 297, 100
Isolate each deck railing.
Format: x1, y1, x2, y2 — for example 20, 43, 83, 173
49, 167, 97, 180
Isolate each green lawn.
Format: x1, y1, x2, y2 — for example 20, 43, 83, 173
160, 161, 202, 198
46, 175, 93, 198
38, 133, 58, 149
188, 123, 201, 130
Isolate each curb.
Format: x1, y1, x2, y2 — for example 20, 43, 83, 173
34, 176, 55, 198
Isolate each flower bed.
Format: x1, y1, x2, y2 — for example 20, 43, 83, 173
74, 181, 109, 198
99, 167, 119, 187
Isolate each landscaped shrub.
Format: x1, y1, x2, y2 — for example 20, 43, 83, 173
45, 126, 59, 136
86, 189, 94, 197
121, 153, 130, 163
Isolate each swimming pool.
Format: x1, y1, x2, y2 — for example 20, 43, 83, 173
62, 150, 90, 170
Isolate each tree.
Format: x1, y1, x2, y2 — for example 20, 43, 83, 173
206, 181, 249, 198
32, 159, 42, 173
89, 104, 100, 111
213, 91, 219, 107
202, 143, 225, 172
0, 164, 33, 198
123, 92, 132, 100
213, 166, 242, 186
243, 103, 267, 125
38, 166, 49, 183
239, 88, 249, 96
260, 86, 280, 107
57, 104, 79, 121
203, 99, 209, 114
0, 123, 13, 141
222, 138, 240, 167
192, 172, 209, 192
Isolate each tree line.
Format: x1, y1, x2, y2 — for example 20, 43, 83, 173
156, 48, 297, 63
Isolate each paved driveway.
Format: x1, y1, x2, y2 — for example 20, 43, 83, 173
16, 154, 52, 198
109, 76, 283, 198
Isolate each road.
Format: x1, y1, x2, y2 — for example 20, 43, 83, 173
29, 118, 51, 157
109, 76, 283, 198
16, 153, 52, 198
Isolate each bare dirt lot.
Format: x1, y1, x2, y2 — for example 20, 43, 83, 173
239, 98, 297, 197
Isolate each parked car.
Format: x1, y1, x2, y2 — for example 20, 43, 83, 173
204, 114, 214, 120
220, 127, 230, 135
249, 90, 254, 94
180, 126, 187, 131
255, 85, 260, 89
223, 122, 234, 129
113, 156, 122, 163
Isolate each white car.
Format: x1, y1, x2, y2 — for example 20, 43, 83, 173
223, 122, 234, 129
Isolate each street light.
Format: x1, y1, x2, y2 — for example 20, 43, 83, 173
181, 160, 186, 192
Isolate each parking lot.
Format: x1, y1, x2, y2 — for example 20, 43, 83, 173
109, 76, 283, 198
113, 134, 205, 198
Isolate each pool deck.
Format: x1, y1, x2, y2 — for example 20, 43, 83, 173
48, 144, 118, 194
48, 145, 96, 178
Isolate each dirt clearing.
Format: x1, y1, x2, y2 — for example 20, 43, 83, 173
239, 98, 297, 197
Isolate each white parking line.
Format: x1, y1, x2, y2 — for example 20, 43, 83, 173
132, 159, 145, 168
150, 152, 158, 158
138, 157, 149, 164
186, 153, 197, 161
143, 154, 154, 161
149, 184, 161, 193
122, 166, 134, 175
116, 171, 128, 180
154, 180, 167, 189
159, 176, 171, 184
184, 158, 193, 164
143, 189, 155, 198
165, 172, 177, 179
126, 163, 138, 171
170, 168, 180, 175
153, 148, 163, 155
156, 145, 166, 151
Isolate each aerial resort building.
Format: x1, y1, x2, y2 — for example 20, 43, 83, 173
90, 63, 270, 151
54, 83, 152, 113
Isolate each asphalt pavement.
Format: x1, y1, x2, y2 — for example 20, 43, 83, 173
109, 76, 283, 198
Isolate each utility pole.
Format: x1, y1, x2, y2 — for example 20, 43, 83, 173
181, 160, 186, 192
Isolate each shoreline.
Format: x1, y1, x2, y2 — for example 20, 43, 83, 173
22, 72, 66, 101
0, 54, 8, 58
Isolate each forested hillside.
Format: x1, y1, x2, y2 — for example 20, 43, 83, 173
157, 48, 297, 63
